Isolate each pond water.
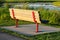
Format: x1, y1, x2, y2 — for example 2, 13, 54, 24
9, 2, 60, 10
28, 3, 60, 10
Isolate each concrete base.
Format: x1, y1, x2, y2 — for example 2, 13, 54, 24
1, 24, 60, 36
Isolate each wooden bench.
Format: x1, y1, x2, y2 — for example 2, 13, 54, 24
9, 8, 41, 32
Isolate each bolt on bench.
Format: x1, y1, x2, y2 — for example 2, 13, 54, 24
9, 8, 41, 33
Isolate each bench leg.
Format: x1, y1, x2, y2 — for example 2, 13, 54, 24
36, 23, 39, 33
15, 19, 18, 27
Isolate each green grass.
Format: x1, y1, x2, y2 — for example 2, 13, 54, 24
41, 23, 60, 28
0, 19, 34, 26
33, 32, 60, 40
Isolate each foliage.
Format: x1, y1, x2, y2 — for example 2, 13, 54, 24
53, 2, 60, 7
38, 8, 60, 25
0, 8, 10, 20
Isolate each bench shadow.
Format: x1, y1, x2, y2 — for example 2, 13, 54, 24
38, 30, 56, 33
38, 31, 45, 32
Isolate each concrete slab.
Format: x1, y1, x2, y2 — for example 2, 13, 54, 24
1, 24, 60, 36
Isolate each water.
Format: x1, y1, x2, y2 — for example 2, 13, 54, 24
28, 3, 60, 10
10, 2, 60, 10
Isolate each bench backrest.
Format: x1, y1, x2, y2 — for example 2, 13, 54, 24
9, 8, 41, 23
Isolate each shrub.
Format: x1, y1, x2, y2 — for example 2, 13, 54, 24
0, 8, 10, 20
38, 8, 60, 25
48, 10, 60, 25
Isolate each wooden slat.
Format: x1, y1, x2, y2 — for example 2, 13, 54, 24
9, 8, 41, 23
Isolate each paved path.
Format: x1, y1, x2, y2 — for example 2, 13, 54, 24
0, 32, 24, 40
1, 24, 60, 36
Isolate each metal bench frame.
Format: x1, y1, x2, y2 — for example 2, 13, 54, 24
11, 9, 39, 33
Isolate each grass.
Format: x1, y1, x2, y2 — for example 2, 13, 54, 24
33, 31, 60, 40
0, 19, 34, 26
41, 23, 60, 28
0, 28, 60, 40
